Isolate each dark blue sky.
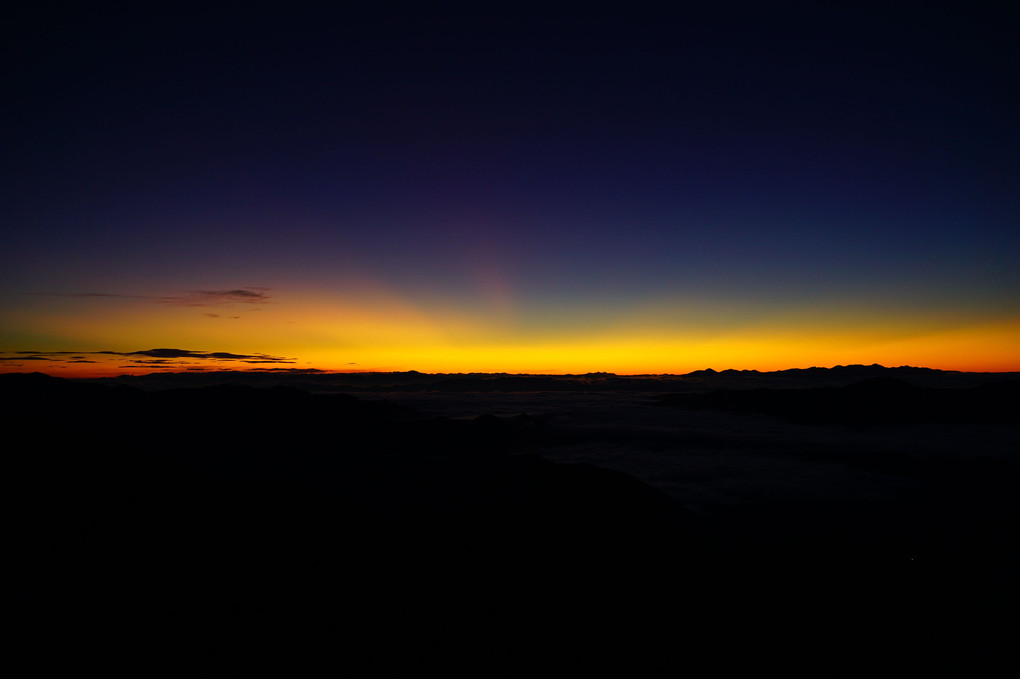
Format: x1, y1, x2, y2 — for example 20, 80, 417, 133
2, 2, 1018, 374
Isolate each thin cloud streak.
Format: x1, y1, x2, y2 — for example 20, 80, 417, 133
27, 288, 272, 307
0, 348, 295, 370
102, 348, 292, 362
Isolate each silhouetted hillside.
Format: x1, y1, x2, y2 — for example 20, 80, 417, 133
8, 372, 1019, 672
656, 377, 1020, 425
7, 373, 702, 671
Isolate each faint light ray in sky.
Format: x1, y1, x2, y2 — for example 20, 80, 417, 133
1, 5, 1017, 377
5, 272, 1019, 376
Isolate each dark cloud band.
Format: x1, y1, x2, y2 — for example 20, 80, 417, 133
1, 348, 294, 366
28, 288, 271, 307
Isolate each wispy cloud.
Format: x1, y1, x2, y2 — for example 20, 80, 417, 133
101, 348, 293, 363
16, 350, 77, 355
0, 347, 295, 368
28, 287, 272, 308
188, 289, 270, 304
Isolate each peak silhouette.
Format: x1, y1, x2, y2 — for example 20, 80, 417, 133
8, 370, 1019, 671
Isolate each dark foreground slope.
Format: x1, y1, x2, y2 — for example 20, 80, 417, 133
656, 376, 1020, 425
7, 373, 699, 671
7, 373, 1018, 672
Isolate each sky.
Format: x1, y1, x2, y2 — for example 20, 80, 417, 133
2, 2, 1018, 376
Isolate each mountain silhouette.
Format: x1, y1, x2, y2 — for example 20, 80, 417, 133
7, 371, 1018, 672
656, 376, 1020, 425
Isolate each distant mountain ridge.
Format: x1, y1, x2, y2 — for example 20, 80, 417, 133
684, 363, 947, 377
42, 363, 1020, 393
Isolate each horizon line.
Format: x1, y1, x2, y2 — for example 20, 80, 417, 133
7, 363, 1020, 380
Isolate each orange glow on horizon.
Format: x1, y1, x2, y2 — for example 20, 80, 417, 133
5, 325, 1018, 379
4, 287, 1018, 378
